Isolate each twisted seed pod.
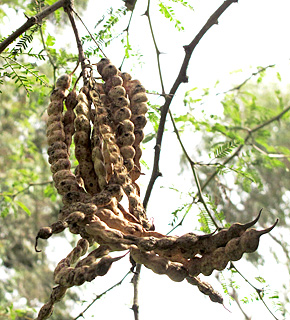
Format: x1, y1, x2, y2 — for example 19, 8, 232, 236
63, 89, 77, 153
35, 221, 68, 252
74, 89, 100, 195
186, 276, 224, 305
186, 220, 278, 277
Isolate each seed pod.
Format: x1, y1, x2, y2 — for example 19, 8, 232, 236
131, 102, 148, 115
53, 170, 75, 185
117, 132, 135, 147
47, 130, 65, 146
74, 114, 91, 133
166, 262, 188, 282
225, 237, 243, 261
108, 85, 126, 99
240, 220, 278, 253
101, 64, 118, 80
186, 276, 223, 305
51, 158, 71, 173
46, 121, 64, 137
47, 114, 63, 127
97, 58, 111, 74
227, 209, 263, 239
114, 106, 132, 122
48, 149, 68, 165
56, 74, 72, 90
131, 92, 148, 105
116, 119, 134, 136
56, 179, 82, 195
47, 141, 67, 155
128, 83, 145, 99
47, 100, 63, 115
131, 114, 147, 129
112, 96, 130, 108
36, 301, 54, 320
211, 247, 228, 271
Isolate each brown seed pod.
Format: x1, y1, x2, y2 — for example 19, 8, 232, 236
131, 114, 147, 129
47, 130, 66, 146
47, 100, 63, 116
97, 58, 111, 74
131, 102, 148, 115
50, 158, 71, 173
116, 119, 134, 136
101, 64, 118, 80
225, 237, 243, 261
47, 114, 63, 127
240, 220, 278, 253
46, 121, 64, 137
117, 132, 135, 147
48, 149, 68, 165
131, 92, 148, 105
108, 85, 126, 99
56, 74, 72, 90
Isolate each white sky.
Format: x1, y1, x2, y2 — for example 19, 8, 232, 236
2, 0, 290, 319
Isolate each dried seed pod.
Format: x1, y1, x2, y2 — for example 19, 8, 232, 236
128, 83, 145, 99
116, 119, 134, 136
114, 106, 132, 122
51, 158, 71, 173
97, 58, 111, 74
47, 130, 65, 146
117, 132, 135, 147
47, 100, 63, 116
166, 262, 188, 282
101, 64, 118, 80
46, 121, 64, 137
56, 74, 72, 90
225, 237, 243, 261
113, 96, 130, 108
120, 146, 135, 159
186, 276, 223, 305
240, 220, 278, 253
131, 92, 148, 105
108, 85, 126, 99
48, 149, 68, 165
131, 102, 148, 115
131, 114, 147, 129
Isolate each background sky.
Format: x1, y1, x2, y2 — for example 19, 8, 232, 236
3, 0, 290, 319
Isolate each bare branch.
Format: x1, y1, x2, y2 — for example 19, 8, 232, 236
143, 0, 239, 208
0, 0, 68, 54
131, 264, 141, 320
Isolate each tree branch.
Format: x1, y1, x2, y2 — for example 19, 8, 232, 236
131, 264, 141, 320
73, 271, 131, 320
0, 0, 68, 54
143, 0, 239, 208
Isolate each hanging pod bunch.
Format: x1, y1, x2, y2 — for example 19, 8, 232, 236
35, 59, 278, 320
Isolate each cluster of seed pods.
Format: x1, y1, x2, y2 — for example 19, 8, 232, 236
35, 60, 277, 320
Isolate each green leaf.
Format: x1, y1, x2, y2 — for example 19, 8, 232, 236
15, 201, 31, 216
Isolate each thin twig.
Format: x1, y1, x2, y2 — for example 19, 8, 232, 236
0, 0, 68, 54
73, 271, 131, 320
65, 4, 89, 83
131, 264, 141, 320
143, 0, 239, 208
217, 63, 276, 96
169, 110, 219, 229
39, 23, 57, 84
199, 104, 290, 193
230, 262, 279, 320
71, 8, 107, 58
0, 181, 53, 199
